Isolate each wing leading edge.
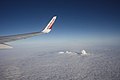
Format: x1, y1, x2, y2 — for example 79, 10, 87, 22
0, 16, 57, 49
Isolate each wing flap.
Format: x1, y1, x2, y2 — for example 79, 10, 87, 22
0, 44, 13, 49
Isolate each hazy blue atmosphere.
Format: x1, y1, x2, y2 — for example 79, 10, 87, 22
0, 0, 120, 80
0, 0, 120, 47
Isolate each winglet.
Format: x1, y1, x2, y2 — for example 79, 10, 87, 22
42, 16, 57, 33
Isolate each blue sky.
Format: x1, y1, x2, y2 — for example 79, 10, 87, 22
0, 0, 120, 47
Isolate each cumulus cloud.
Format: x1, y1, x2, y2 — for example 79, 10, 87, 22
58, 51, 77, 55
58, 50, 89, 56
81, 50, 88, 55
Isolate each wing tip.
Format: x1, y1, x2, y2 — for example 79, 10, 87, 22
53, 16, 57, 19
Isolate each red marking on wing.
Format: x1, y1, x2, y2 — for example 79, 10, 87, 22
48, 19, 55, 29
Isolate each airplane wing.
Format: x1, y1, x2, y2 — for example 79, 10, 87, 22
0, 16, 57, 49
